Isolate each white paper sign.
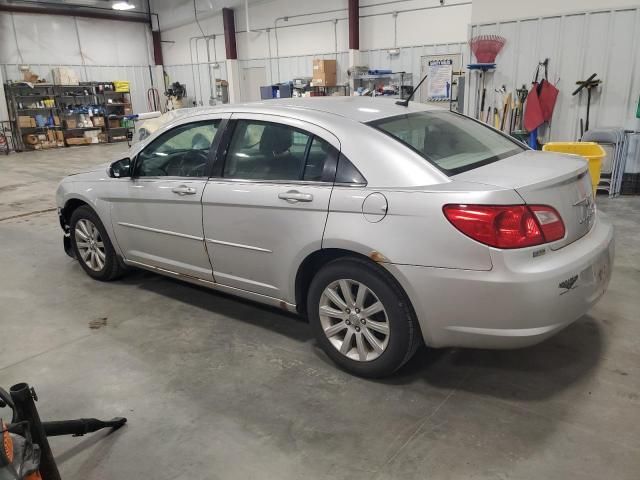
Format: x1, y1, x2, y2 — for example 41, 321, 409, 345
427, 59, 453, 100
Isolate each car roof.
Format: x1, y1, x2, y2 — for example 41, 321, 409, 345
183, 97, 444, 123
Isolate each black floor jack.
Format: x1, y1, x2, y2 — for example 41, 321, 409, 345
1, 383, 126, 480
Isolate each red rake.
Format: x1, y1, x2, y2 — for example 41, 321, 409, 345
469, 35, 506, 64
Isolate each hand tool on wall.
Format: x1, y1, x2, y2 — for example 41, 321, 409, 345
501, 92, 512, 131
573, 73, 602, 137
494, 85, 506, 129
479, 87, 486, 119
515, 85, 528, 131
468, 35, 505, 120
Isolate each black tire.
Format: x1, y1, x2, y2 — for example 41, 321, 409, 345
69, 205, 124, 281
307, 257, 421, 378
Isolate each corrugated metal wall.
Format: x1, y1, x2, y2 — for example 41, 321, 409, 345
467, 7, 640, 141
1, 63, 156, 114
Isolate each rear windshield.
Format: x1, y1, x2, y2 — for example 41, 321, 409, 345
369, 111, 525, 175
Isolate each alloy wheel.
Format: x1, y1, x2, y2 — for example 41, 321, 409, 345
319, 279, 390, 362
74, 219, 106, 272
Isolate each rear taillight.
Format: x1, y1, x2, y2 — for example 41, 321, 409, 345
529, 205, 565, 242
443, 204, 565, 249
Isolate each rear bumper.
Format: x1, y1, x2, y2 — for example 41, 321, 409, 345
391, 213, 614, 349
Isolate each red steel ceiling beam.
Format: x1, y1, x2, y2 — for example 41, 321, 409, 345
0, 4, 149, 23
222, 7, 238, 60
348, 0, 359, 50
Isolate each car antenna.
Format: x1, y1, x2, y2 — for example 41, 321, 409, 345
396, 74, 427, 107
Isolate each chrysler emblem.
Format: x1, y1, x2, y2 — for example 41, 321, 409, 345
574, 195, 595, 225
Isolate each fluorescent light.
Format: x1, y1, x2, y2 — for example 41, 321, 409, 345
112, 1, 135, 10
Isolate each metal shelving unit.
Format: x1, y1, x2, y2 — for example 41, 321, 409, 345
4, 83, 59, 151
95, 84, 134, 144
308, 85, 350, 96
3, 81, 135, 151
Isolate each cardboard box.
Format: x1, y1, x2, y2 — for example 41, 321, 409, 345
66, 137, 91, 146
52, 67, 79, 86
91, 116, 105, 127
108, 118, 121, 129
312, 71, 337, 87
65, 118, 77, 129
18, 116, 35, 128
55, 131, 64, 142
53, 115, 60, 126
84, 130, 100, 143
313, 59, 337, 74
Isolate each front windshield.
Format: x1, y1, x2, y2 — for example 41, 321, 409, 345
369, 111, 525, 175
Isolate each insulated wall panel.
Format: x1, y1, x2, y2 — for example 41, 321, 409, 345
0, 12, 150, 66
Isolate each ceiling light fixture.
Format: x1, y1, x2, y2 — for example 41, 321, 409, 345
112, 1, 135, 10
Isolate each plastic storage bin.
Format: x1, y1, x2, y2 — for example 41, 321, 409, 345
113, 81, 130, 93
542, 142, 606, 194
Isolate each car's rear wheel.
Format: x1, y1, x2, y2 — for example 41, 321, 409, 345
307, 257, 421, 377
70, 206, 124, 281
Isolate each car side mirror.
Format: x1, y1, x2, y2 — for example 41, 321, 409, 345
108, 158, 132, 178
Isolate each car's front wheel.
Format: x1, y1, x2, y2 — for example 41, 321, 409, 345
70, 205, 124, 281
307, 257, 421, 377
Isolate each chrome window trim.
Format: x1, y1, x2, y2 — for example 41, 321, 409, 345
334, 182, 367, 188
206, 178, 333, 186
126, 176, 209, 182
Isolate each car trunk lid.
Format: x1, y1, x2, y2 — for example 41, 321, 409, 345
453, 150, 595, 249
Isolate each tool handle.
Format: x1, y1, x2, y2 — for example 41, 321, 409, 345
10, 383, 61, 480
43, 417, 127, 437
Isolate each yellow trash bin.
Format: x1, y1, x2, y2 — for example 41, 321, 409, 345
542, 142, 606, 194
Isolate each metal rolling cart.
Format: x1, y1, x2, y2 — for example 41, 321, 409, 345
352, 71, 413, 99
0, 120, 16, 155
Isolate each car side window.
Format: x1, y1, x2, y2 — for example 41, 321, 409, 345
223, 120, 312, 181
303, 136, 339, 182
335, 155, 366, 185
136, 120, 219, 178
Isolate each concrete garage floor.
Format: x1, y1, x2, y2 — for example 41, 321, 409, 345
1, 145, 639, 480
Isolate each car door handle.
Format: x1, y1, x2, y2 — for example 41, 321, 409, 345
172, 185, 197, 196
278, 190, 313, 203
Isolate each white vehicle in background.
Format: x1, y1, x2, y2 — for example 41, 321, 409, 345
134, 109, 195, 144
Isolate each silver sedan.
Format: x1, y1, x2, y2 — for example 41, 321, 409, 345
56, 98, 614, 377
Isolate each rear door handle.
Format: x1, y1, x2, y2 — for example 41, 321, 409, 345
278, 190, 313, 203
172, 185, 197, 195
